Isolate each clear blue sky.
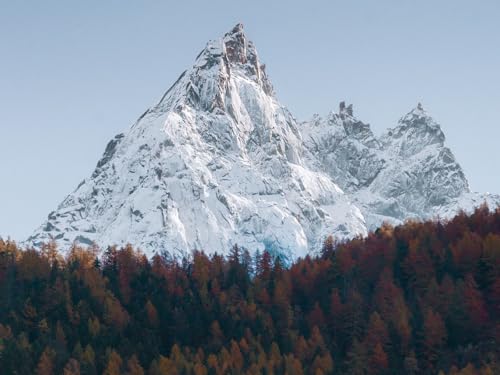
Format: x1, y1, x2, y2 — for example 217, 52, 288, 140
1, 0, 499, 241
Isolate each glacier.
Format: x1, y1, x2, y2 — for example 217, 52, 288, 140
27, 24, 500, 258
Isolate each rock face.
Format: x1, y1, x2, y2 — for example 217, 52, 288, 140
27, 24, 499, 257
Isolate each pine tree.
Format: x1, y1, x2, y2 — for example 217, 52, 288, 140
368, 343, 388, 374
63, 358, 81, 375
103, 350, 123, 375
345, 339, 367, 375
36, 347, 56, 375
126, 354, 144, 375
423, 309, 447, 370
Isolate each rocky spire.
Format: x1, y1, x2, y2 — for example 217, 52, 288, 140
339, 101, 354, 118
217, 24, 273, 95
223, 23, 248, 64
154, 24, 274, 114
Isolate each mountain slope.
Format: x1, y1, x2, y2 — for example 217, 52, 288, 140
27, 24, 499, 257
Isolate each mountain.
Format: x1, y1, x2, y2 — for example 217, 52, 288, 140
302, 102, 499, 230
27, 24, 366, 259
27, 24, 499, 257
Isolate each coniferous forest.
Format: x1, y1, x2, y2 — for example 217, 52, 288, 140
0, 206, 499, 375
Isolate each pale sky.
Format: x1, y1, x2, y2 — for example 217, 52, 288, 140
1, 0, 499, 241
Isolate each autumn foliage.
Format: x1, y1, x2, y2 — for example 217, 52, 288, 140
0, 206, 499, 374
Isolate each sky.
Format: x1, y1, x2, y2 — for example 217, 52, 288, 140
1, 0, 499, 241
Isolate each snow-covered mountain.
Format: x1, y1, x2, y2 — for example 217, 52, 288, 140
27, 24, 499, 257
302, 102, 499, 230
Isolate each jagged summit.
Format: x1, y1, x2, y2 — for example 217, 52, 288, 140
398, 102, 439, 127
221, 23, 253, 64
398, 102, 439, 129
302, 102, 496, 230
338, 101, 354, 118
27, 26, 500, 258
151, 23, 273, 118
383, 104, 446, 158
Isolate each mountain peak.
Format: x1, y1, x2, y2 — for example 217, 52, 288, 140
153, 24, 273, 114
400, 103, 439, 130
195, 23, 254, 68
382, 104, 446, 158
339, 101, 354, 117
220, 23, 272, 95
406, 102, 428, 118
222, 23, 250, 65
224, 23, 245, 41
228, 22, 245, 34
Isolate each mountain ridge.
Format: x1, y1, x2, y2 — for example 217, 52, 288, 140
27, 24, 500, 257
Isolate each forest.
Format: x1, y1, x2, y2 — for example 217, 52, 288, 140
0, 206, 499, 374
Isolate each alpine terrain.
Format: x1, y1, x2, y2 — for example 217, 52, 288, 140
27, 24, 500, 258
